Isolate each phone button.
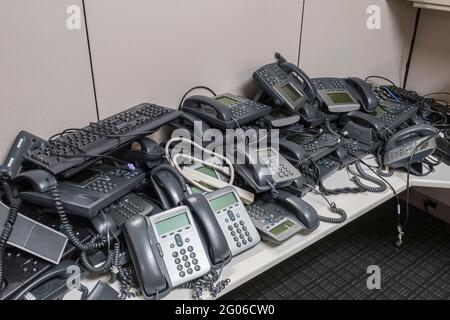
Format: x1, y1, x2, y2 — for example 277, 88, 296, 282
175, 234, 183, 247
156, 244, 164, 257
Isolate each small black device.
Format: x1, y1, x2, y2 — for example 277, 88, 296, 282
24, 103, 181, 177
0, 202, 68, 264
20, 164, 145, 218
0, 131, 46, 179
90, 192, 162, 236
253, 52, 317, 113
182, 93, 271, 129
313, 77, 378, 113
0, 212, 91, 300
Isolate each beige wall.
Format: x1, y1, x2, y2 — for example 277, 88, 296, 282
0, 0, 97, 160
407, 9, 450, 103
300, 0, 416, 85
83, 0, 304, 118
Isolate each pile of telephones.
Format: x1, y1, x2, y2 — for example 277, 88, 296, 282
0, 53, 445, 300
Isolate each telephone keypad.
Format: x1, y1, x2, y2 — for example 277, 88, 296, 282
170, 239, 204, 280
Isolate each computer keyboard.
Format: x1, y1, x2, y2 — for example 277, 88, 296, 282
24, 103, 181, 177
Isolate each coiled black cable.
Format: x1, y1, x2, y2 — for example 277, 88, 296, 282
0, 178, 19, 290
182, 269, 230, 300
301, 183, 347, 224
324, 117, 341, 138
49, 186, 121, 276
351, 161, 387, 193
319, 161, 387, 195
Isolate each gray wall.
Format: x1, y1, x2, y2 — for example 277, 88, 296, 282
0, 0, 97, 160
1, 0, 447, 161
407, 9, 450, 103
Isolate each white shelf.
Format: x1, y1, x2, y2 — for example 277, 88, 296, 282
408, 0, 450, 12
64, 162, 410, 300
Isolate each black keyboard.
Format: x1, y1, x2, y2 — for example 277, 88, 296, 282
376, 102, 418, 130
24, 103, 181, 177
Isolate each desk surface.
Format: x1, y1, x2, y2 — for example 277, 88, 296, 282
63, 162, 449, 300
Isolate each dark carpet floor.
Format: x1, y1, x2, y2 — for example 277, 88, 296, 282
221, 200, 450, 300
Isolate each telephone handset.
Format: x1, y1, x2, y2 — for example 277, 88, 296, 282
124, 206, 211, 300
383, 124, 437, 169
313, 77, 378, 113
232, 144, 302, 193
182, 94, 271, 129
341, 111, 386, 147
183, 193, 232, 268
184, 186, 259, 260
247, 190, 319, 243
12, 260, 78, 300
253, 52, 316, 113
112, 137, 164, 169
346, 77, 378, 112
149, 164, 188, 210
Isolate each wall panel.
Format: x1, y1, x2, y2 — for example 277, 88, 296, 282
84, 0, 304, 118
300, 0, 416, 85
0, 0, 97, 160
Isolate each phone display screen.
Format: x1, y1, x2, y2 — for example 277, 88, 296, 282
216, 96, 239, 107
281, 83, 302, 102
210, 192, 238, 212
70, 168, 100, 185
327, 91, 355, 104
155, 212, 191, 236
190, 166, 219, 194
270, 220, 295, 236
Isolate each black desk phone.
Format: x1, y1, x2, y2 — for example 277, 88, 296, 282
312, 77, 378, 113
124, 206, 211, 300
341, 111, 387, 148
279, 132, 340, 165
231, 144, 302, 193
253, 52, 317, 113
247, 190, 319, 244
182, 94, 272, 129
90, 192, 161, 236
374, 100, 419, 131
20, 164, 145, 218
184, 187, 260, 258
383, 124, 437, 169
